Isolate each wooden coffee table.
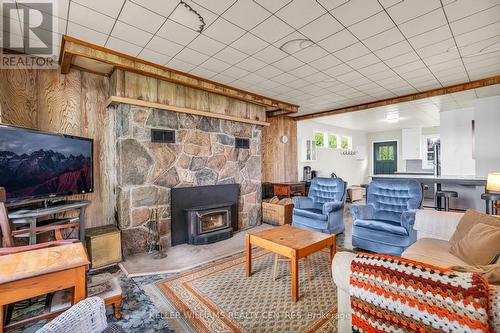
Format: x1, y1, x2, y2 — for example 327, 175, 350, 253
246, 225, 335, 303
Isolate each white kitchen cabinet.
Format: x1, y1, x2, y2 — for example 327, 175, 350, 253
402, 128, 422, 160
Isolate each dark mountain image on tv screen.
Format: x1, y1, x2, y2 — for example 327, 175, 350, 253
0, 126, 92, 201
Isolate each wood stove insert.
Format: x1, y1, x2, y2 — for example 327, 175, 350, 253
185, 203, 233, 245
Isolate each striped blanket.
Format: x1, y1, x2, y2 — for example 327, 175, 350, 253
349, 253, 491, 333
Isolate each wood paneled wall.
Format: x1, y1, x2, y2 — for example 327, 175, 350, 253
110, 69, 267, 123
0, 68, 115, 228
262, 116, 298, 183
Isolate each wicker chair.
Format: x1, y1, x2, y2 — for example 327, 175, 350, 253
36, 297, 124, 333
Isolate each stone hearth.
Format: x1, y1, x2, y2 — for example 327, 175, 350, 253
112, 104, 262, 256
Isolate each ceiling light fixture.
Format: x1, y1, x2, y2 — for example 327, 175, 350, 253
177, 1, 205, 33
386, 111, 399, 123
280, 39, 314, 54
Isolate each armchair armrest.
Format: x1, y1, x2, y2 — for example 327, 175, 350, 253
400, 210, 416, 233
350, 204, 374, 221
292, 196, 314, 209
322, 201, 344, 215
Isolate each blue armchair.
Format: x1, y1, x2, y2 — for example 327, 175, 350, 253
292, 177, 347, 234
351, 179, 422, 256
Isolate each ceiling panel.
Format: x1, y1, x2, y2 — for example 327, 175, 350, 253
15, 0, 500, 116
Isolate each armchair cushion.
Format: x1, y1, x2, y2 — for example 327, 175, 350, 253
293, 208, 327, 221
353, 219, 409, 236
350, 204, 374, 221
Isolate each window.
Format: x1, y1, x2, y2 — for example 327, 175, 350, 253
377, 145, 395, 160
328, 134, 337, 148
314, 132, 324, 147
340, 136, 352, 149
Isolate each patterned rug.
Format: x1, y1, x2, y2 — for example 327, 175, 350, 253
154, 249, 338, 333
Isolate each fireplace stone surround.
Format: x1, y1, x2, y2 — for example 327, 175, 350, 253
111, 104, 262, 256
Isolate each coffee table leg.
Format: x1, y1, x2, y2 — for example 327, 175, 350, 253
246, 235, 252, 277
291, 252, 299, 303
329, 238, 336, 263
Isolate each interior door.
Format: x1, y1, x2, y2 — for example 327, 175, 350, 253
373, 141, 397, 174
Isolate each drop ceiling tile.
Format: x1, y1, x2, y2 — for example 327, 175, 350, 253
357, 62, 390, 76
334, 42, 370, 62
239, 72, 267, 84
400, 67, 433, 80
393, 59, 427, 75
347, 52, 380, 69
299, 13, 343, 42
379, 0, 404, 8
254, 65, 284, 79
214, 46, 248, 65
450, 5, 500, 35
366, 69, 396, 80
130, 0, 178, 18
287, 64, 318, 77
415, 38, 455, 58
145, 36, 184, 57
171, 0, 218, 29
69, 2, 115, 34
271, 72, 298, 84
235, 56, 267, 71
275, 0, 326, 29
336, 70, 365, 82
106, 37, 143, 56
256, 79, 282, 89
316, 0, 350, 11
349, 11, 394, 40
324, 63, 353, 76
138, 48, 171, 65
191, 0, 237, 14
286, 79, 311, 89
168, 58, 197, 72
363, 27, 405, 50
318, 29, 358, 53
444, 0, 499, 21
175, 47, 210, 66
385, 0, 441, 24
253, 0, 293, 13
331, 0, 383, 26
203, 18, 245, 44
66, 22, 108, 46
272, 56, 304, 71
230, 33, 269, 55
118, 1, 165, 33
455, 22, 500, 47
399, 9, 447, 38
210, 73, 236, 84
309, 54, 342, 70
293, 45, 329, 62
423, 51, 460, 66
304, 71, 330, 83
408, 25, 453, 49
384, 51, 420, 67
199, 57, 232, 72
187, 34, 225, 56
250, 16, 294, 44
221, 66, 251, 79
111, 21, 152, 47
253, 45, 288, 62
73, 0, 125, 18
373, 40, 413, 60
189, 66, 217, 79
223, 0, 271, 30
157, 19, 199, 45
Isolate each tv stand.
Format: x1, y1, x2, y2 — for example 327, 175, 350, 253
8, 201, 90, 245
42, 199, 67, 209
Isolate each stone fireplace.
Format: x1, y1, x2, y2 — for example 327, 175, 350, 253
112, 104, 262, 256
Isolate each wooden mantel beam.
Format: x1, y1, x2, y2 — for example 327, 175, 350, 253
294, 75, 500, 121
59, 35, 299, 114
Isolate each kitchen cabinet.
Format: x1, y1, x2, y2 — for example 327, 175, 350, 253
402, 128, 422, 160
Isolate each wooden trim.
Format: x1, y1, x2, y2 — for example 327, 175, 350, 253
60, 35, 299, 113
294, 75, 500, 120
107, 96, 271, 126
71, 64, 111, 77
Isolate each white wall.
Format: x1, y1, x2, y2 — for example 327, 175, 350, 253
474, 95, 500, 177
297, 120, 369, 186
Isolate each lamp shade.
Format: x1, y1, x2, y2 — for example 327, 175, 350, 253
487, 173, 500, 192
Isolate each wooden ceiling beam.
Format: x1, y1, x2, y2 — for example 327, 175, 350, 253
59, 35, 299, 114
294, 75, 500, 121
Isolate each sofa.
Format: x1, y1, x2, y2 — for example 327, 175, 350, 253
351, 179, 422, 256
333, 209, 500, 333
292, 177, 346, 234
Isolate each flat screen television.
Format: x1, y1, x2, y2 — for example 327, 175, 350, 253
0, 124, 93, 203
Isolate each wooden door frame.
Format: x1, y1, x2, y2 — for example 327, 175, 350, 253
371, 139, 400, 175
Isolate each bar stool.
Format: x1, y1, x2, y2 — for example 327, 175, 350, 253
481, 192, 500, 215
436, 190, 458, 211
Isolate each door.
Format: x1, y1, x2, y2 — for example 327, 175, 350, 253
373, 141, 397, 174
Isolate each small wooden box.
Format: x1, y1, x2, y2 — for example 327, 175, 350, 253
85, 225, 122, 269
347, 187, 363, 203
262, 200, 294, 225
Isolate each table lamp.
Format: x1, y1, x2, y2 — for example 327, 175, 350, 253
486, 172, 500, 193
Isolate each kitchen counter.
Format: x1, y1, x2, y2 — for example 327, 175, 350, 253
370, 174, 487, 186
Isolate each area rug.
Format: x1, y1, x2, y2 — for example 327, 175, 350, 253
154, 249, 338, 333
